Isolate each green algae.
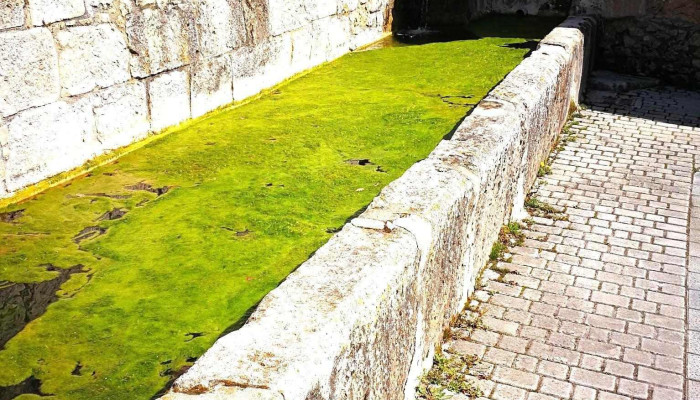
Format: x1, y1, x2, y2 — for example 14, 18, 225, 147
0, 16, 561, 399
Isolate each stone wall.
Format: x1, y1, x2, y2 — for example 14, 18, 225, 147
572, 0, 700, 22
0, 0, 393, 199
572, 0, 700, 88
159, 16, 597, 400
596, 16, 700, 88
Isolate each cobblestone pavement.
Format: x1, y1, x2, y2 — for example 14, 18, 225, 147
433, 87, 700, 400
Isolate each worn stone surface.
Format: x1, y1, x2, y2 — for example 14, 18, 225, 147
56, 24, 131, 96
230, 35, 292, 101
149, 69, 191, 132
432, 85, 700, 400
165, 224, 422, 400
0, 0, 24, 29
0, 28, 60, 117
160, 16, 596, 400
0, 123, 8, 196
195, 0, 246, 58
191, 55, 233, 118
267, 0, 337, 36
126, 4, 196, 78
92, 81, 150, 150
28, 0, 85, 25
4, 101, 94, 192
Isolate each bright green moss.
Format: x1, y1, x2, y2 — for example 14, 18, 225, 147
0, 16, 560, 399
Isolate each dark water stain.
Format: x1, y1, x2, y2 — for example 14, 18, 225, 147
0, 264, 88, 349
345, 159, 373, 166
97, 208, 127, 221
440, 94, 476, 107
71, 361, 83, 376
88, 193, 132, 199
0, 375, 49, 400
0, 209, 24, 223
125, 182, 172, 196
73, 226, 107, 244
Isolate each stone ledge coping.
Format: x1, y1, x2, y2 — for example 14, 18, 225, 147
160, 15, 598, 400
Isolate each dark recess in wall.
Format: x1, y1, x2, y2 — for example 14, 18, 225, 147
391, 0, 572, 30
392, 0, 482, 30
596, 17, 700, 89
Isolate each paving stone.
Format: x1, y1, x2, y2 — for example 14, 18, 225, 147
423, 86, 700, 400
689, 330, 700, 355
688, 354, 700, 380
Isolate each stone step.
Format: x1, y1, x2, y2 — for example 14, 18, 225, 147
587, 70, 660, 93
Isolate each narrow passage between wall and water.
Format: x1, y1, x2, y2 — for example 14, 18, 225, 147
0, 15, 561, 400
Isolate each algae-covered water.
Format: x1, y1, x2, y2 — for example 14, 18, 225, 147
0, 16, 560, 400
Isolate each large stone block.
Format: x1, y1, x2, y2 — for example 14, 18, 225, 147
56, 24, 131, 96
231, 35, 293, 101
126, 4, 196, 78
267, 0, 338, 36
191, 55, 233, 118
4, 101, 94, 192
0, 123, 8, 197
149, 69, 191, 132
0, 0, 24, 29
195, 0, 246, 58
28, 0, 85, 25
92, 81, 150, 150
0, 28, 60, 117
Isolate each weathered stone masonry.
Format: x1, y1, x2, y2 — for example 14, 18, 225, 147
574, 0, 700, 89
0, 0, 393, 199
159, 16, 597, 400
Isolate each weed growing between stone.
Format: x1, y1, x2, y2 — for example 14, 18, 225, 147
0, 16, 561, 399
538, 113, 580, 178
416, 352, 483, 400
418, 219, 536, 399
488, 222, 525, 262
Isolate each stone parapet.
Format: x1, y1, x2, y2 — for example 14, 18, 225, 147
160, 15, 598, 400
